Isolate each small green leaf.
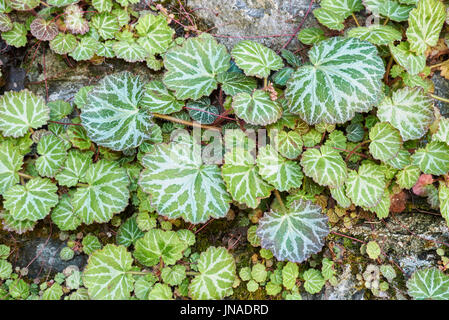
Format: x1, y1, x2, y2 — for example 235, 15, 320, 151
141, 80, 184, 115
83, 244, 135, 300
189, 247, 236, 300
233, 90, 282, 126
303, 269, 325, 294
347, 25, 402, 45
36, 134, 70, 178
231, 40, 283, 78
369, 122, 402, 162
0, 90, 49, 138
366, 241, 381, 259
411, 141, 449, 175
117, 217, 144, 247
345, 163, 386, 208
217, 72, 257, 96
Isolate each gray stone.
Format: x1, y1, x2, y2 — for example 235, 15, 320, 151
15, 238, 87, 279
186, 0, 320, 51
340, 212, 449, 277
432, 72, 449, 116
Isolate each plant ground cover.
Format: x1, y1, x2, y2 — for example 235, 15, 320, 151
0, 0, 449, 301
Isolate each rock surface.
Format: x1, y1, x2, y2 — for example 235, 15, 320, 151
186, 0, 319, 50
15, 238, 87, 279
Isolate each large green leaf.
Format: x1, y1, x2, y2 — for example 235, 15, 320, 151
222, 147, 273, 208
407, 268, 449, 300
36, 134, 70, 178
80, 72, 155, 151
232, 90, 282, 126
285, 37, 384, 125
377, 87, 434, 141
83, 244, 135, 300
72, 160, 130, 224
163, 33, 230, 100
135, 14, 174, 55
411, 141, 449, 175
133, 229, 185, 267
406, 0, 445, 55
256, 145, 303, 191
231, 40, 283, 78
257, 199, 329, 263
345, 163, 385, 208
0, 90, 49, 138
1, 22, 27, 47
0, 141, 23, 195
139, 139, 231, 224
300, 145, 347, 188
369, 122, 402, 162
189, 247, 236, 300
313, 8, 345, 31
3, 177, 58, 222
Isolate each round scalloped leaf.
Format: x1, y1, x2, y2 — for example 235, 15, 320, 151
256, 199, 329, 263
300, 146, 347, 188
298, 27, 327, 45
389, 42, 426, 75
233, 90, 282, 126
368, 189, 390, 219
98, 40, 115, 58
36, 134, 70, 178
136, 14, 174, 55
303, 269, 325, 294
345, 163, 385, 208
285, 37, 384, 125
116, 217, 144, 247
1, 210, 36, 234
163, 33, 231, 100
4, 177, 58, 222
72, 160, 130, 224
256, 145, 303, 192
217, 72, 257, 96
80, 72, 155, 151
347, 25, 402, 45
222, 147, 273, 208
433, 117, 449, 146
231, 40, 283, 79
270, 129, 303, 159
69, 37, 99, 61
407, 268, 449, 300
396, 165, 420, 189
406, 0, 445, 55
364, 0, 414, 22
0, 13, 12, 32
30, 18, 58, 41
92, 0, 112, 12
161, 265, 186, 286
9, 0, 39, 10
369, 122, 402, 162
377, 87, 434, 141
189, 247, 236, 300
113, 40, 147, 62
313, 8, 344, 31
139, 140, 231, 224
186, 98, 219, 125
51, 193, 81, 231
55, 149, 93, 187
91, 13, 119, 40
321, 0, 364, 17
0, 90, 49, 138
133, 229, 185, 267
1, 22, 27, 47
0, 142, 24, 195
50, 33, 78, 55
411, 141, 449, 175
83, 244, 134, 300
141, 81, 184, 115
48, 100, 73, 121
